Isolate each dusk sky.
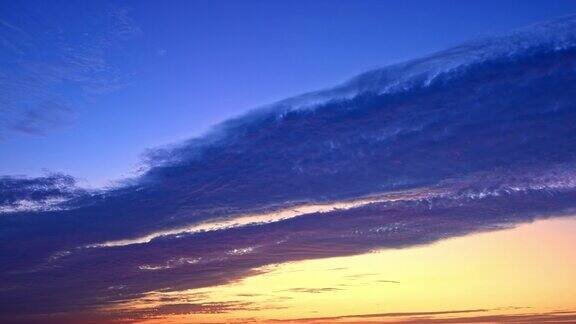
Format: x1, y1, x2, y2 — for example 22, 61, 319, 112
2, 1, 576, 323
3, 0, 576, 185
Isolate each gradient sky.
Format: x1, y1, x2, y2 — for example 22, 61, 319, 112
2, 0, 576, 186
3, 1, 576, 323
131, 217, 576, 323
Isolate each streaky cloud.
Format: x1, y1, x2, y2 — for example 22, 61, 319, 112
0, 1, 141, 137
271, 309, 576, 324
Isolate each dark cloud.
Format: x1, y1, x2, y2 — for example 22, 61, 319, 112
344, 273, 381, 279
0, 301, 257, 324
282, 288, 342, 294
2, 15, 576, 322
128, 301, 256, 317
0, 173, 83, 213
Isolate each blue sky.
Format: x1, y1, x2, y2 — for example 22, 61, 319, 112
2, 0, 576, 187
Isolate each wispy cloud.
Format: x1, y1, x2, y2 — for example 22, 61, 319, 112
0, 2, 141, 137
282, 287, 343, 294
271, 309, 576, 324
270, 308, 492, 323
0, 173, 83, 214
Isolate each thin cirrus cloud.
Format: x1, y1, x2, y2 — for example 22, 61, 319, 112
271, 309, 576, 323
269, 308, 576, 323
0, 2, 140, 137
2, 15, 576, 322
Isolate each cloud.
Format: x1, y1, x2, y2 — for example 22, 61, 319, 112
344, 273, 381, 279
268, 307, 576, 323
0, 1, 141, 138
282, 288, 343, 294
269, 308, 492, 323
127, 301, 256, 317
0, 173, 83, 214
2, 15, 576, 322
10, 99, 75, 136
276, 309, 576, 324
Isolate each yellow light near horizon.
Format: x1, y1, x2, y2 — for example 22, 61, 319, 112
140, 216, 576, 323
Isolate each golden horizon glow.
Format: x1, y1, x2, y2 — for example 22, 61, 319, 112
118, 216, 576, 323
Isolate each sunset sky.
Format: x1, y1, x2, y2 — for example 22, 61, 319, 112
2, 1, 576, 323
133, 217, 576, 323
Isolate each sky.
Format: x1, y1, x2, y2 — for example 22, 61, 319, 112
132, 217, 576, 323
2, 1, 576, 323
2, 0, 576, 186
